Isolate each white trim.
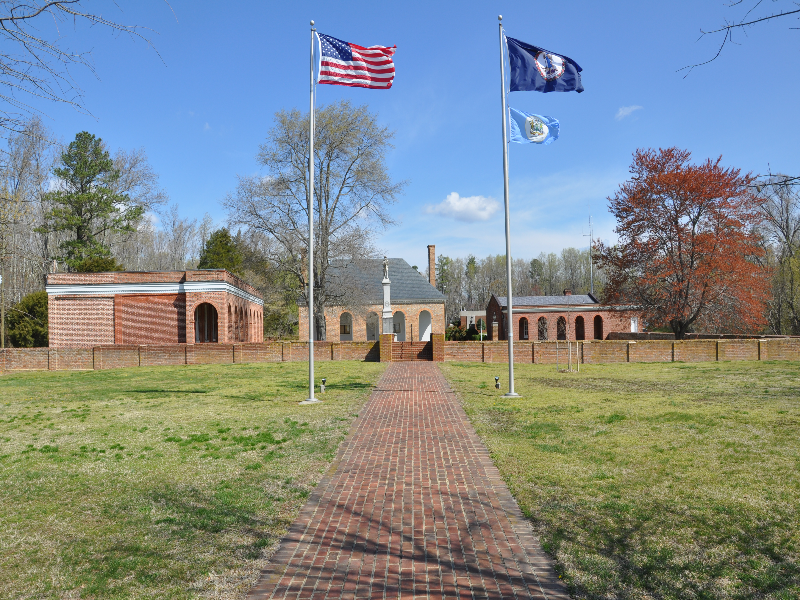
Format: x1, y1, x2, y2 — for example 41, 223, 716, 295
501, 305, 638, 313
46, 281, 264, 306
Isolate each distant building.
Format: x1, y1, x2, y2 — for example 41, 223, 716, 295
460, 310, 487, 331
46, 270, 263, 347
298, 246, 445, 342
485, 290, 641, 341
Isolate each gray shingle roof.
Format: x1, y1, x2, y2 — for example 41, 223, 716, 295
496, 294, 598, 307
329, 259, 444, 303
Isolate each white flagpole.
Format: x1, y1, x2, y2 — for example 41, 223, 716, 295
303, 20, 320, 404
499, 15, 518, 397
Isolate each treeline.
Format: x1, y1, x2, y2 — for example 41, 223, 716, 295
433, 249, 605, 325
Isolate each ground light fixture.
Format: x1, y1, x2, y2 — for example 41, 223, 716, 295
321, 378, 326, 393
495, 376, 500, 390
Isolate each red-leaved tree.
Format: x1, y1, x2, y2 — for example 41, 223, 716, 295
596, 148, 770, 339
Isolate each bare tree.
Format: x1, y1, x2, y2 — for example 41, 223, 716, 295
0, 1, 170, 136
682, 0, 800, 75
224, 100, 406, 341
757, 175, 800, 333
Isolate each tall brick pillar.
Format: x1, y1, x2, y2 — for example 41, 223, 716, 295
379, 333, 393, 362
431, 333, 445, 362
427, 245, 436, 288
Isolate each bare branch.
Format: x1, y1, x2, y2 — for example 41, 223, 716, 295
680, 1, 800, 74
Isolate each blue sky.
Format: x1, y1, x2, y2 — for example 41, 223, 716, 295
34, 0, 800, 270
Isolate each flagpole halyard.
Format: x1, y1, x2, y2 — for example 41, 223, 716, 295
498, 16, 519, 397
302, 20, 320, 404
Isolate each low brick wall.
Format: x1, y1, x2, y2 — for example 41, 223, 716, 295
628, 341, 674, 363
2, 338, 799, 373
442, 338, 800, 366
0, 340, 380, 373
94, 345, 140, 370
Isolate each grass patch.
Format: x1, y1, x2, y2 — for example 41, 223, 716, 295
0, 360, 384, 599
441, 360, 800, 600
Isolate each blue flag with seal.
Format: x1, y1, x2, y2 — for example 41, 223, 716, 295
506, 36, 583, 93
508, 108, 559, 145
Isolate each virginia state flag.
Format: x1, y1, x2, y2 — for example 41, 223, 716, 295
506, 36, 584, 93
508, 108, 559, 145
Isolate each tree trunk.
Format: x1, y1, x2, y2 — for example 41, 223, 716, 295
670, 319, 690, 340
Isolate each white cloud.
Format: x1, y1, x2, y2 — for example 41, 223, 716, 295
615, 105, 643, 121
204, 122, 211, 131
425, 192, 500, 222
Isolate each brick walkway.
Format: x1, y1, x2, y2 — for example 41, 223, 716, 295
247, 363, 569, 600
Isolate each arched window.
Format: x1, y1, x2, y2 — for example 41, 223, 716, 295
594, 315, 604, 340
557, 316, 567, 340
366, 312, 379, 341
392, 311, 406, 342
519, 317, 529, 340
339, 312, 353, 341
194, 303, 218, 343
419, 310, 432, 341
575, 316, 585, 341
537, 317, 548, 340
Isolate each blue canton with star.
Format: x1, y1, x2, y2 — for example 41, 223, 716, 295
320, 34, 353, 61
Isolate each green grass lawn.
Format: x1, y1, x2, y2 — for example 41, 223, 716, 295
0, 361, 384, 600
441, 361, 800, 600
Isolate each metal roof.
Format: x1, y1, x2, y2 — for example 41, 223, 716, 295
328, 259, 445, 303
495, 293, 598, 307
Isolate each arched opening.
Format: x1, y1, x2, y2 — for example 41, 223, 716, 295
194, 303, 218, 343
537, 317, 548, 340
392, 311, 406, 342
594, 315, 604, 340
366, 312, 379, 341
339, 312, 353, 341
227, 305, 233, 341
557, 316, 567, 340
419, 310, 432, 341
519, 317, 529, 340
575, 316, 585, 340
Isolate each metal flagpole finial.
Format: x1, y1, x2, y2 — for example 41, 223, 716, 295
310, 20, 314, 26
498, 15, 502, 21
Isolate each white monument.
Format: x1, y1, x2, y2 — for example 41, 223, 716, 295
381, 256, 393, 337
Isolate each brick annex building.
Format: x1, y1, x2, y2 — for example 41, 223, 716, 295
46, 270, 264, 347
298, 246, 446, 342
486, 291, 641, 341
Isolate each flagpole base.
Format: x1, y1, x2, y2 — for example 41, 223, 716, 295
300, 398, 322, 405
502, 392, 520, 398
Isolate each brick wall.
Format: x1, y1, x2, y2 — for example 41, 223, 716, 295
116, 294, 187, 345
94, 346, 140, 370
187, 344, 235, 365
140, 345, 187, 367
49, 347, 94, 370
582, 341, 629, 363
760, 338, 800, 361
49, 296, 114, 347
3, 339, 800, 374
674, 340, 717, 362
718, 340, 759, 362
628, 341, 674, 363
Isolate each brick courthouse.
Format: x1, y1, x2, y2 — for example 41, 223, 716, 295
46, 270, 264, 347
486, 291, 641, 341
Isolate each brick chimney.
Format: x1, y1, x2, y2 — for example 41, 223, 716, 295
563, 289, 572, 296
427, 245, 436, 287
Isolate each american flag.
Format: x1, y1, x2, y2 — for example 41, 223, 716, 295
317, 33, 396, 90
